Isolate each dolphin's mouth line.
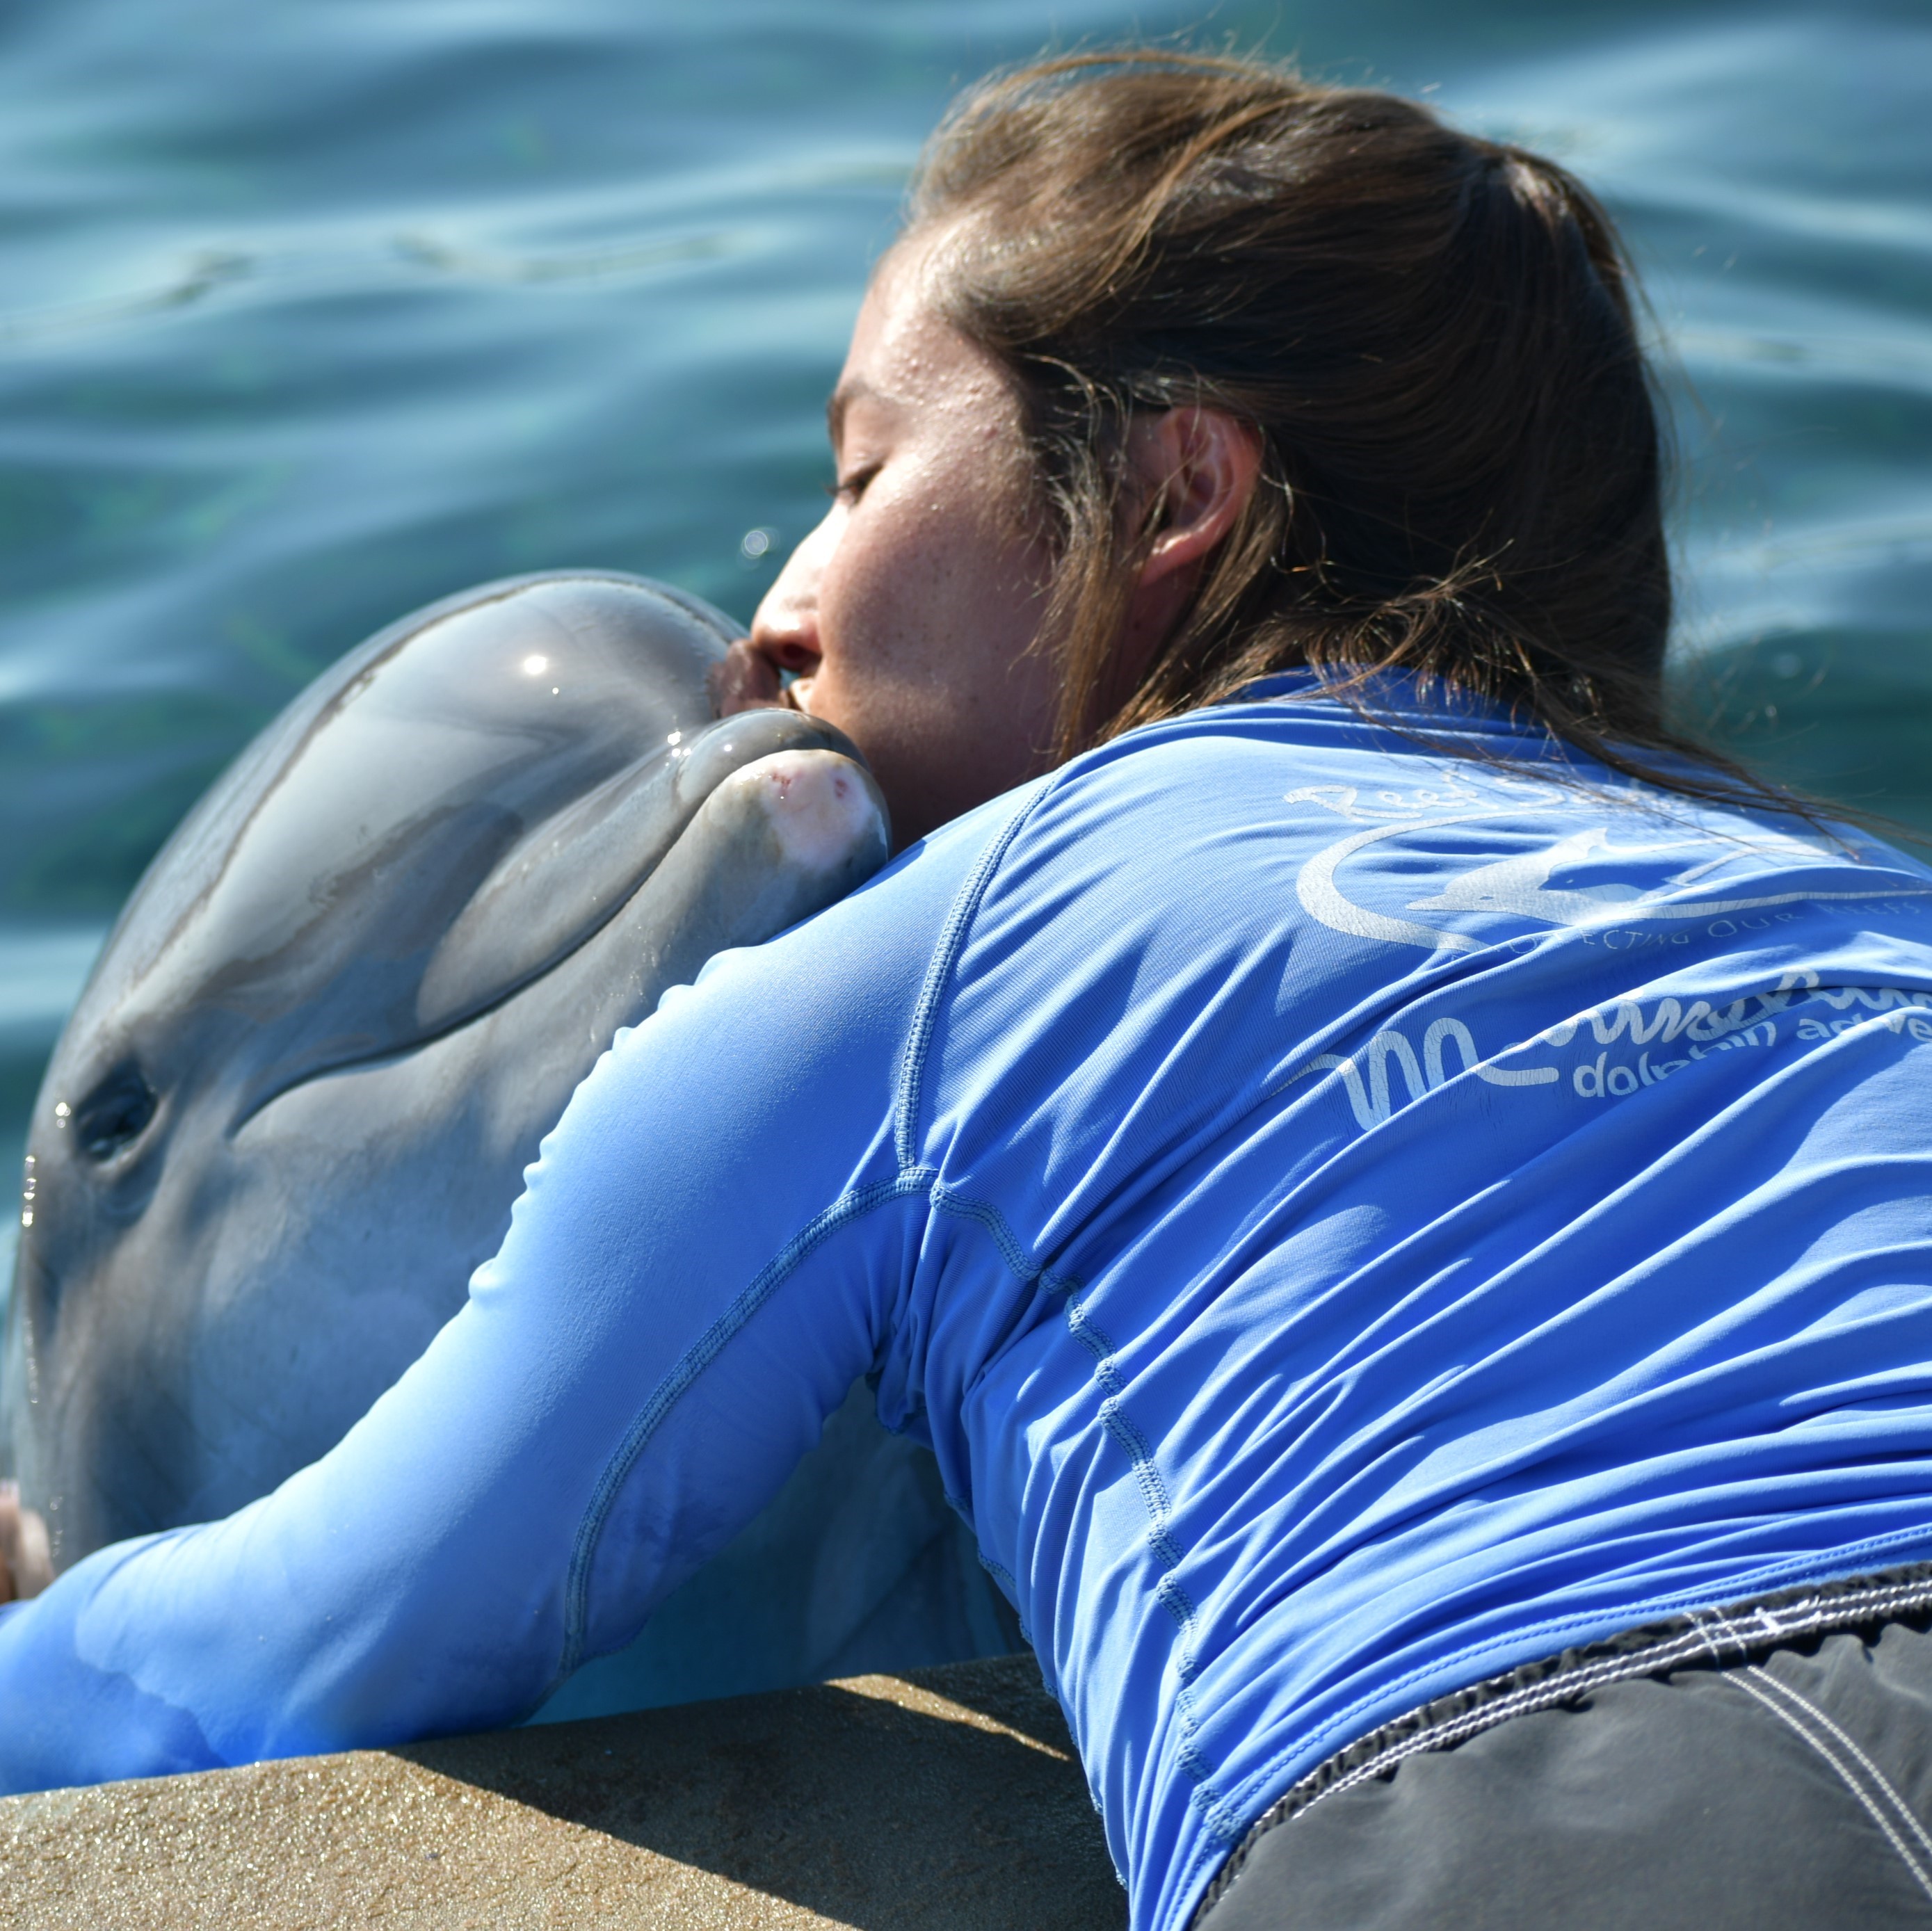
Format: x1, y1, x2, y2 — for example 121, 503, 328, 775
220, 710, 869, 1143
222, 895, 636, 1140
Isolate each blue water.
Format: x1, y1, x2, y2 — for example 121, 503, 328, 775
2, 0, 1929, 1299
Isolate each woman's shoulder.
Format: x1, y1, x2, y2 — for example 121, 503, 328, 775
938, 686, 1932, 1011
915, 700, 1456, 1069
965, 688, 1539, 910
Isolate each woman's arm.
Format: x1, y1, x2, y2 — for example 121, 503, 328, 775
0, 821, 984, 1795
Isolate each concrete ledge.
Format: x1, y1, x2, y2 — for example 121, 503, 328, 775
1, 1656, 1125, 1928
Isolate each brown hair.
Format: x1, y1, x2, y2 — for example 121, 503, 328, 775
906, 49, 1787, 812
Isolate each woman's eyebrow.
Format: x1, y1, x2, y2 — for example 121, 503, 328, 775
826, 375, 899, 448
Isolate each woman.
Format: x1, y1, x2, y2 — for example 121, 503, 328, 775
8, 49, 1932, 1930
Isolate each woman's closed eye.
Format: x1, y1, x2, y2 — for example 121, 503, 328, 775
827, 462, 881, 504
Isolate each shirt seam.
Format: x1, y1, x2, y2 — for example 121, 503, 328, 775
557, 1164, 939, 1677
894, 781, 1064, 1171
888, 759, 1264, 1850
1065, 1292, 1230, 1833
554, 1172, 1093, 1687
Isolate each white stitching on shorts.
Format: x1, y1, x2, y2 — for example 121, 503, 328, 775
1699, 1600, 1932, 1872
1296, 1578, 1932, 1829
1721, 1667, 1932, 1909
1748, 1667, 1932, 1869
1697, 1601, 1932, 1907
1294, 1627, 1722, 1820
1194, 1569, 1932, 1928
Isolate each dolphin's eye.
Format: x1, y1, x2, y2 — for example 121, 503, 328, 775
72, 1064, 158, 1161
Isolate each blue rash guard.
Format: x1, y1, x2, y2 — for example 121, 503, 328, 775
8, 675, 1932, 1931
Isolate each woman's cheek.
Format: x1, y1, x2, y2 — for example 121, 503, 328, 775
823, 511, 925, 680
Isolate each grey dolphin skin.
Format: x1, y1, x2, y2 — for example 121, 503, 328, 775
0, 571, 1016, 1710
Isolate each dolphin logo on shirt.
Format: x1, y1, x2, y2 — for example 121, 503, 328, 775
1290, 800, 1929, 954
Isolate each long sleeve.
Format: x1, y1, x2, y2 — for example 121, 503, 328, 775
18, 683, 1932, 1931
0, 817, 983, 1795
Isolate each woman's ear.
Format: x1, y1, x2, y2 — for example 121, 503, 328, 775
1106, 407, 1262, 690
1123, 407, 1263, 586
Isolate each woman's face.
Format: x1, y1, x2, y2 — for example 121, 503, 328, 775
734, 236, 1060, 848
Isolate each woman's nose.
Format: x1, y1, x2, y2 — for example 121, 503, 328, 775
710, 517, 830, 716
749, 518, 830, 675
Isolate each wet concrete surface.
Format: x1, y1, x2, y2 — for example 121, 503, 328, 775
0, 1656, 1126, 1928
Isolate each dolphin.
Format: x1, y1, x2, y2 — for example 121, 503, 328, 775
0, 570, 1015, 1701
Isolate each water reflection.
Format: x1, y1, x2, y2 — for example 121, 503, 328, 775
0, 0, 1926, 1203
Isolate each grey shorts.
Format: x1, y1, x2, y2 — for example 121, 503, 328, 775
1195, 1562, 1932, 1930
